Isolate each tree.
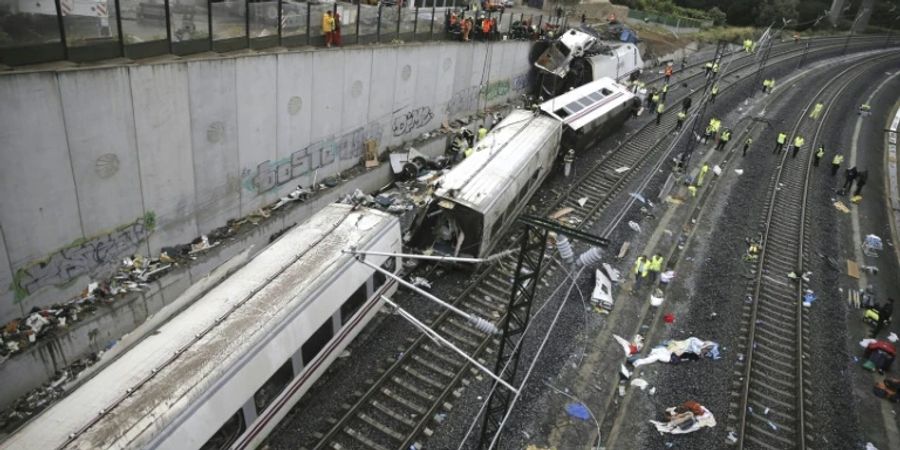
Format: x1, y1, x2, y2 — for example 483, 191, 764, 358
754, 0, 798, 27
708, 6, 727, 26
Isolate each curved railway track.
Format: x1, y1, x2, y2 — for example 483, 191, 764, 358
733, 52, 900, 450
300, 38, 898, 450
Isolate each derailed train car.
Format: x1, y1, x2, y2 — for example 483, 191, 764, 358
412, 78, 636, 258
2, 204, 401, 450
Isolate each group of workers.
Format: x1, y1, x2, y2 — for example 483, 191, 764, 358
448, 123, 492, 161
448, 11, 499, 41
632, 254, 665, 290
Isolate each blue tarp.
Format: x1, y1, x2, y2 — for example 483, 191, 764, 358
565, 402, 591, 420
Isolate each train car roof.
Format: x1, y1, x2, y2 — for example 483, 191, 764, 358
540, 77, 635, 131
1, 204, 395, 450
434, 109, 561, 213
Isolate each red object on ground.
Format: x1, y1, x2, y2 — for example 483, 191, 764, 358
664, 313, 675, 324
867, 340, 896, 356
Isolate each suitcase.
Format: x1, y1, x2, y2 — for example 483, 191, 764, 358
874, 382, 898, 401
885, 377, 900, 391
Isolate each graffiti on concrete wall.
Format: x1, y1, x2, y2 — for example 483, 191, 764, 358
11, 214, 155, 300
392, 106, 434, 137
243, 123, 384, 195
446, 72, 531, 116
244, 73, 530, 195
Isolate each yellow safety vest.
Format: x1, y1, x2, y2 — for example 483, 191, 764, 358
677, 112, 686, 120
465, 147, 474, 157
711, 84, 719, 95
721, 131, 731, 142
649, 256, 663, 272
657, 103, 665, 114
793, 136, 804, 147
478, 127, 488, 140
700, 164, 709, 174
777, 133, 787, 144
816, 147, 825, 158
832, 154, 844, 165
633, 257, 648, 276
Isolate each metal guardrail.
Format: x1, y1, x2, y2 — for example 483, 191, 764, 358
628, 9, 710, 30
0, 0, 562, 67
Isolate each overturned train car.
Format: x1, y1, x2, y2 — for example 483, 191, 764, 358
413, 78, 636, 258
2, 204, 401, 450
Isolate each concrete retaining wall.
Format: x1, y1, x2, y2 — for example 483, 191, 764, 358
0, 40, 532, 325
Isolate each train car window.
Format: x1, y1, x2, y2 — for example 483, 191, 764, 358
491, 213, 505, 241
340, 283, 368, 325
373, 257, 395, 289
200, 409, 246, 450
302, 318, 334, 365
253, 360, 294, 413
588, 92, 604, 101
601, 88, 613, 96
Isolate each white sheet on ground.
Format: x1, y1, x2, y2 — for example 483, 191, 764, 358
650, 406, 716, 434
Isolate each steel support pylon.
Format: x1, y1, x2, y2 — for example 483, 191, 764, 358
477, 223, 549, 449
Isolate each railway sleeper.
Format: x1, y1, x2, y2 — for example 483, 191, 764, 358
401, 364, 447, 390
745, 423, 797, 449
411, 353, 456, 379
390, 375, 439, 402
338, 426, 392, 450
367, 400, 419, 431
380, 386, 429, 414
748, 374, 796, 400
356, 412, 407, 444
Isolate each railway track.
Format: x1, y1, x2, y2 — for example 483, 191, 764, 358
301, 39, 897, 450
732, 53, 900, 449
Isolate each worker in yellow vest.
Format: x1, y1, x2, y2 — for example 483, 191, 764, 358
697, 163, 710, 186
648, 254, 664, 284
477, 125, 488, 141
633, 255, 649, 289
675, 111, 686, 131
656, 102, 665, 125
809, 103, 824, 120
791, 135, 805, 159
831, 154, 844, 176
710, 83, 719, 103
717, 128, 731, 151
814, 144, 825, 166
774, 132, 787, 154
743, 137, 753, 156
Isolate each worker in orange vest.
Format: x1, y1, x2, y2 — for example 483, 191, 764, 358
481, 16, 491, 40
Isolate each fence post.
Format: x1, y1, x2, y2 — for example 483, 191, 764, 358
277, 0, 283, 45
165, 0, 174, 52
306, 2, 311, 45
114, 0, 125, 56
207, 0, 213, 50
356, 0, 362, 44
376, 3, 382, 42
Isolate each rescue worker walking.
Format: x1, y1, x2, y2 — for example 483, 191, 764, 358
743, 137, 752, 156
710, 83, 719, 103
831, 153, 844, 176
665, 64, 673, 82
682, 96, 692, 113
843, 166, 859, 193
809, 102, 824, 120
661, 83, 669, 101
648, 254, 664, 284
633, 255, 648, 290
773, 132, 787, 154
704, 61, 713, 76
675, 110, 686, 132
791, 135, 804, 159
712, 62, 719, 76
717, 128, 731, 151
872, 298, 894, 337
814, 144, 825, 166
697, 163, 709, 186
743, 38, 753, 53
656, 102, 665, 125
855, 170, 868, 196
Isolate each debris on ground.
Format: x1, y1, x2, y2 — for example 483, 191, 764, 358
614, 334, 645, 357
410, 277, 432, 290
628, 221, 642, 233
649, 401, 716, 435
615, 166, 631, 173
660, 271, 676, 284
630, 337, 721, 367
650, 288, 665, 307
734, 169, 744, 175
550, 207, 575, 220
630, 378, 650, 390
664, 313, 676, 324
577, 197, 589, 207
833, 201, 851, 213
603, 263, 621, 282
565, 402, 592, 421
802, 290, 816, 307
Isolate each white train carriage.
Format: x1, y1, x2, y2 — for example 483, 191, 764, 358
1, 204, 401, 450
540, 77, 638, 152
534, 29, 643, 97
412, 109, 562, 259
